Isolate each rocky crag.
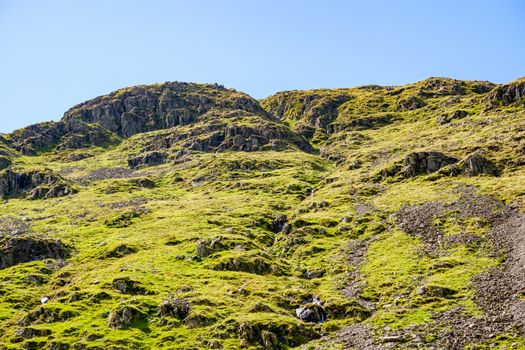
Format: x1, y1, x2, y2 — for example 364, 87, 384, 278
0, 77, 524, 349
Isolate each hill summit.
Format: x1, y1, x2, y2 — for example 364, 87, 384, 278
0, 77, 525, 349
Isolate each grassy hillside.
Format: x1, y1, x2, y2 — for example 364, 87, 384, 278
0, 78, 524, 349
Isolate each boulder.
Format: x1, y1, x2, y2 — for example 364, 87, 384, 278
295, 304, 327, 323
404, 152, 458, 177
456, 152, 500, 177
195, 236, 228, 258
0, 235, 70, 270
107, 305, 147, 329
417, 285, 457, 298
295, 296, 327, 323
157, 298, 191, 320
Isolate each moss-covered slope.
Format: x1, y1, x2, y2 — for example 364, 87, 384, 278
0, 78, 524, 349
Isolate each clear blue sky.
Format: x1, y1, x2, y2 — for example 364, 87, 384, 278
1, 0, 524, 133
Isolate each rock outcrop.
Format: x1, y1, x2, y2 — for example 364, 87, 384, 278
63, 82, 269, 138
0, 235, 70, 269
403, 152, 458, 177
0, 169, 76, 199
8, 121, 119, 155
485, 78, 525, 107
453, 152, 500, 177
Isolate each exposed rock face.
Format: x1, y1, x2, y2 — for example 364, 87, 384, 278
63, 82, 269, 138
107, 305, 147, 329
0, 235, 70, 269
485, 78, 525, 106
403, 152, 458, 177
0, 169, 76, 199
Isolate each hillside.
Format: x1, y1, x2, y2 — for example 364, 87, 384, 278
0, 77, 524, 349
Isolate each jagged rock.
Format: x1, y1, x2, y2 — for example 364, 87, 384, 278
0, 169, 76, 199
404, 152, 458, 177
485, 78, 525, 107
0, 235, 70, 269
127, 151, 167, 169
157, 298, 191, 320
397, 96, 426, 111
111, 277, 147, 294
18, 306, 78, 326
107, 305, 147, 329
